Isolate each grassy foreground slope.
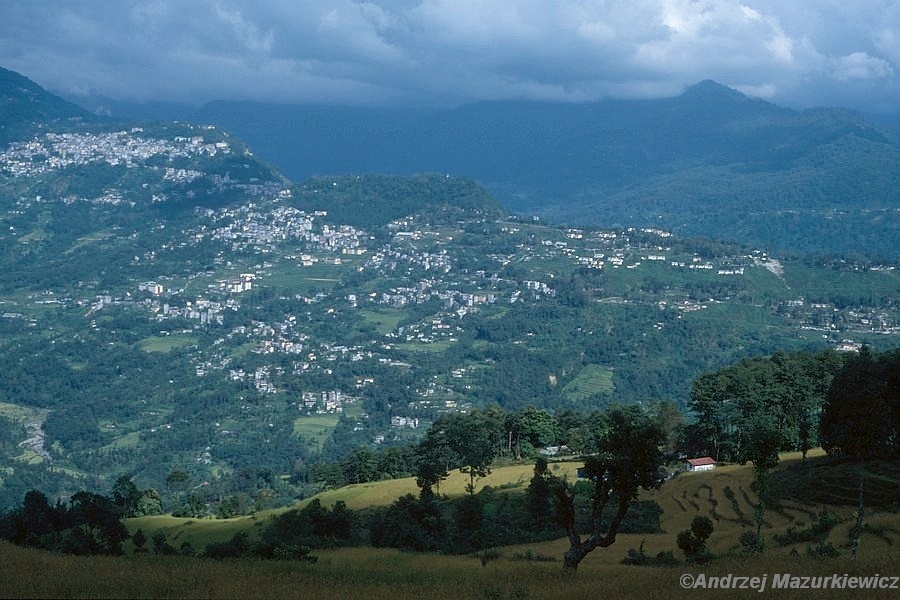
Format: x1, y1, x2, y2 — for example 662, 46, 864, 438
1, 540, 898, 599
3, 453, 899, 599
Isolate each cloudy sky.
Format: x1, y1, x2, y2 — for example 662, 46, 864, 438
1, 0, 898, 113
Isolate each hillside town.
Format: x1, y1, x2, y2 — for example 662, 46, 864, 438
0, 126, 236, 178
18, 183, 892, 426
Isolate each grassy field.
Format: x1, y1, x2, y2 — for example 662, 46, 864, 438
138, 333, 198, 353
0, 401, 38, 423
561, 364, 614, 400
65, 230, 116, 254
1, 536, 897, 599
4, 453, 900, 598
395, 339, 458, 353
263, 260, 351, 293
293, 414, 340, 450
357, 308, 405, 335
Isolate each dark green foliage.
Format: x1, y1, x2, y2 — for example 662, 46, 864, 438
369, 493, 447, 552
739, 530, 764, 554
819, 346, 900, 558
132, 528, 147, 552
452, 494, 486, 551
525, 458, 555, 523
677, 516, 715, 564
555, 406, 666, 570
0, 489, 129, 556
171, 493, 207, 519
807, 541, 841, 558
622, 540, 679, 567
203, 532, 250, 559
820, 347, 899, 460
687, 349, 845, 462
152, 530, 176, 555
773, 508, 840, 547
111, 475, 141, 518
410, 409, 508, 499
257, 499, 355, 555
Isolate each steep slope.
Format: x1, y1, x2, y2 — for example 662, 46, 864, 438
0, 67, 97, 145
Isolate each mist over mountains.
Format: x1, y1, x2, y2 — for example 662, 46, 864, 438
187, 83, 899, 259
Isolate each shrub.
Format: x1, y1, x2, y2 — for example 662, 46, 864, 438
773, 508, 840, 546
677, 516, 714, 564
622, 540, 679, 567
203, 532, 250, 559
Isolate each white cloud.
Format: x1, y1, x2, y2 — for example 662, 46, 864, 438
832, 51, 894, 81
214, 5, 274, 55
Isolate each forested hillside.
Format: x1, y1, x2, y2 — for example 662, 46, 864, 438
0, 68, 897, 518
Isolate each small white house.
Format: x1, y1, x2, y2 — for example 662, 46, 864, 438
685, 457, 716, 472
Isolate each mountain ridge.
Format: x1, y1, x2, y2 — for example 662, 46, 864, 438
187, 81, 900, 258
0, 67, 98, 145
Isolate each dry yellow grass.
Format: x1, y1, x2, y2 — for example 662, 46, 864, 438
2, 540, 898, 599
126, 461, 584, 549
19, 451, 893, 599
127, 451, 900, 562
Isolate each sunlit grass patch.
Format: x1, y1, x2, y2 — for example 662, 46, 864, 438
358, 308, 404, 335
562, 363, 614, 400
293, 414, 340, 450
138, 333, 198, 353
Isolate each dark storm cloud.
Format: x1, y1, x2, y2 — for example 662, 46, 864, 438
0, 0, 897, 111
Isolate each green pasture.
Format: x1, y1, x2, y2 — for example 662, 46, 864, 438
0, 401, 37, 423
65, 230, 116, 254
358, 308, 404, 335
264, 260, 354, 292
293, 414, 340, 450
395, 339, 457, 353
139, 333, 198, 353
561, 364, 614, 401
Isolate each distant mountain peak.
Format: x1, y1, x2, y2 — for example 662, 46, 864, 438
681, 80, 749, 102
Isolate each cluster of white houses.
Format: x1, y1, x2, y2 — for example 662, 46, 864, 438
0, 129, 232, 177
